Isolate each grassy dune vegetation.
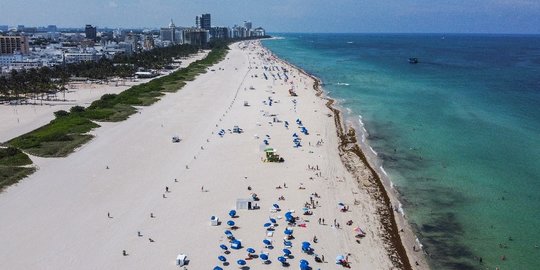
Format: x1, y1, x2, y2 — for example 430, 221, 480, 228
0, 147, 35, 191
1, 45, 229, 189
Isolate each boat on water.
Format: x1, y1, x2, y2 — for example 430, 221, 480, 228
408, 58, 419, 64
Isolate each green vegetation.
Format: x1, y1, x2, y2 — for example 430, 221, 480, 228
9, 112, 99, 157
7, 44, 229, 159
1, 37, 246, 191
0, 44, 199, 103
0, 147, 35, 191
0, 147, 32, 166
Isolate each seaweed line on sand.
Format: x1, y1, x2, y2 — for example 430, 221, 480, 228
278, 55, 414, 269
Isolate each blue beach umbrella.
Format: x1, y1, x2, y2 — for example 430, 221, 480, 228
231, 239, 242, 249
300, 259, 310, 270
269, 218, 277, 224
213, 267, 223, 270
227, 220, 235, 227
283, 248, 291, 256
263, 222, 272, 228
263, 239, 272, 245
246, 248, 256, 254
220, 244, 228, 251
237, 259, 246, 266
273, 203, 280, 209
284, 229, 293, 235
218, 255, 227, 262
302, 242, 311, 252
229, 210, 236, 218
278, 256, 287, 263
260, 253, 269, 261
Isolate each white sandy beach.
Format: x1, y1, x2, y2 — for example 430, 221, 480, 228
0, 41, 426, 269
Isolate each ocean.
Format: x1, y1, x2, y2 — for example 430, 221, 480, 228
262, 33, 540, 269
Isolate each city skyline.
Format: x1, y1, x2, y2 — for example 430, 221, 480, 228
1, 0, 539, 34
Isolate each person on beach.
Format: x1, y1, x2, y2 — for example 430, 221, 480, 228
123, 250, 127, 256
107, 212, 111, 218
165, 186, 169, 192
150, 213, 154, 218
201, 186, 204, 192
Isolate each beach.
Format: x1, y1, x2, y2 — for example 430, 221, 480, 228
0, 51, 208, 143
0, 41, 425, 269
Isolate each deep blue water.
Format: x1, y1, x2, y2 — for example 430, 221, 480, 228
263, 33, 540, 269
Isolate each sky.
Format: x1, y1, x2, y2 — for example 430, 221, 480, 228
1, 0, 540, 34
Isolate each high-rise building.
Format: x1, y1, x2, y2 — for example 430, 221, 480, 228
200, 14, 211, 30
160, 19, 176, 43
47, 25, 57, 33
0, 36, 30, 55
253, 27, 266, 37
183, 28, 209, 47
0, 25, 9, 32
85, 24, 97, 41
125, 32, 140, 52
244, 21, 252, 31
143, 35, 155, 50
210, 27, 230, 40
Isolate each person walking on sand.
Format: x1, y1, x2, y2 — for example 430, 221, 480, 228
201, 186, 204, 192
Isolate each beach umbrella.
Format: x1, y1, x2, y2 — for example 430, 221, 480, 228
353, 227, 362, 233
231, 239, 242, 249
300, 260, 309, 270
269, 218, 277, 224
246, 248, 256, 254
220, 244, 228, 251
263, 222, 272, 228
213, 267, 223, 270
283, 248, 291, 256
302, 242, 311, 252
218, 255, 227, 262
284, 240, 292, 247
284, 229, 293, 235
278, 256, 287, 263
263, 239, 272, 246
338, 202, 344, 206
273, 204, 280, 209
224, 230, 233, 236
227, 220, 235, 227
260, 253, 269, 261
237, 259, 246, 266
229, 210, 237, 218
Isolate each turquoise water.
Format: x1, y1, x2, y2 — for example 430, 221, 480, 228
263, 34, 540, 269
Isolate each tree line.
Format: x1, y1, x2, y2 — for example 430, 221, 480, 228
0, 44, 200, 102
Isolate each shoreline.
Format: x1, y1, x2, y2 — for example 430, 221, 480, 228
1, 40, 426, 269
261, 42, 428, 269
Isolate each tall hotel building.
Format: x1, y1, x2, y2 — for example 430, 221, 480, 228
0, 36, 30, 54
